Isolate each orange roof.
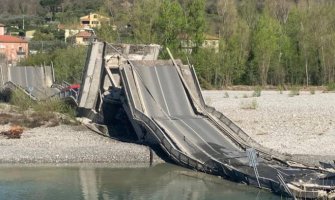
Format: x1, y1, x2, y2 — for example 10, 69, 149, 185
75, 31, 93, 38
0, 35, 27, 43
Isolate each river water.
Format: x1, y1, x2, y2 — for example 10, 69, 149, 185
0, 163, 281, 200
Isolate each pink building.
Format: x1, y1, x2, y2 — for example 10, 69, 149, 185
0, 23, 28, 65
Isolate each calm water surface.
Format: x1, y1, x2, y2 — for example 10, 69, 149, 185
0, 163, 281, 200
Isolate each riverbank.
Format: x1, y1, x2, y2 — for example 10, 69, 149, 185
0, 123, 163, 165
203, 90, 335, 165
0, 102, 164, 165
1, 90, 334, 166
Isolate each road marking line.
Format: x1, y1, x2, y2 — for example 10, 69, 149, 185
154, 66, 171, 116
177, 118, 220, 155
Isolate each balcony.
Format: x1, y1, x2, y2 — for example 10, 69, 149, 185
16, 51, 26, 56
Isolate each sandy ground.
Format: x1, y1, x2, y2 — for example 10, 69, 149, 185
203, 90, 335, 159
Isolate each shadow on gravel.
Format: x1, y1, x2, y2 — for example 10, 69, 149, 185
101, 102, 172, 163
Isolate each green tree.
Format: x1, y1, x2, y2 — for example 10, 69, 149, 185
20, 46, 87, 83
191, 48, 219, 89
220, 19, 250, 86
40, 0, 63, 21
131, 0, 161, 44
32, 29, 55, 41
252, 13, 281, 85
96, 23, 117, 43
156, 0, 185, 51
184, 0, 206, 52
53, 46, 87, 83
283, 8, 304, 85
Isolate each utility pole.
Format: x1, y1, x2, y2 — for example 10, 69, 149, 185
23, 15, 25, 30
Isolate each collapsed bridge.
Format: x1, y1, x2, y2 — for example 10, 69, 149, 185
76, 42, 335, 199
3, 42, 334, 199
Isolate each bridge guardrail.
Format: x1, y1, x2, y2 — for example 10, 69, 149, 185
181, 63, 289, 162
1, 81, 38, 101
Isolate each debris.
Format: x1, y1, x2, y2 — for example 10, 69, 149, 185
0, 126, 24, 139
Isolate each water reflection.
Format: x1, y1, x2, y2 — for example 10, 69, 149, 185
79, 168, 98, 200
0, 164, 281, 200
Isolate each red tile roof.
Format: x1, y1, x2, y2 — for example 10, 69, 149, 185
0, 35, 27, 43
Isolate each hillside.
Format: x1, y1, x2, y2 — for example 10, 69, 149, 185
1, 0, 335, 87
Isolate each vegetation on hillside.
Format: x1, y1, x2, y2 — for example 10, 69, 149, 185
20, 46, 87, 83
1, 0, 335, 88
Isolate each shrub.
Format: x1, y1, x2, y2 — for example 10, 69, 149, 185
9, 89, 35, 111
327, 82, 335, 91
252, 86, 262, 97
289, 86, 300, 97
33, 99, 76, 118
277, 85, 284, 94
240, 99, 258, 110
8, 90, 76, 127
224, 92, 229, 98
309, 88, 315, 95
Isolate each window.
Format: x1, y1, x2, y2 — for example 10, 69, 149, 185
93, 15, 97, 18
19, 47, 23, 52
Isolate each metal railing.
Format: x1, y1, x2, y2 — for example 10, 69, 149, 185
1, 81, 38, 101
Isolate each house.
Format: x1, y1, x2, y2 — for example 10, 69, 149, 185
0, 24, 5, 35
179, 34, 220, 53
58, 24, 82, 42
80, 13, 110, 28
71, 30, 95, 45
0, 24, 28, 65
202, 35, 220, 52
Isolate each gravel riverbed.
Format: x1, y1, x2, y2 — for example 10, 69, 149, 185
203, 90, 335, 165
0, 124, 163, 165
1, 90, 334, 166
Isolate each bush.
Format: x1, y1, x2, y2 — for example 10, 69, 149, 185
9, 89, 35, 111
310, 88, 315, 95
20, 46, 87, 84
33, 99, 76, 119
240, 99, 258, 110
277, 85, 284, 94
327, 82, 335, 91
7, 89, 77, 127
224, 92, 229, 98
289, 86, 300, 97
252, 86, 262, 97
